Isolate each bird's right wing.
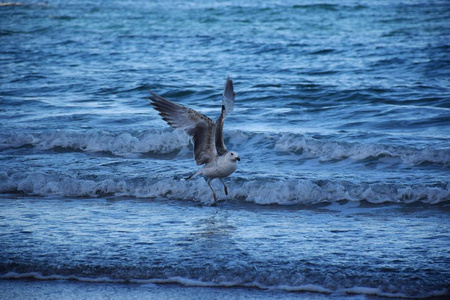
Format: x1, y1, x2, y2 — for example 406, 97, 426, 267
149, 92, 217, 165
215, 77, 235, 155
222, 76, 235, 117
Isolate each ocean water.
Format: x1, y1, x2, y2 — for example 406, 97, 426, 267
1, 0, 449, 298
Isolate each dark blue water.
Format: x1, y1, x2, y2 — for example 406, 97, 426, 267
1, 1, 449, 298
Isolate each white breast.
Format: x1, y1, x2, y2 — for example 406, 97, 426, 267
201, 156, 238, 178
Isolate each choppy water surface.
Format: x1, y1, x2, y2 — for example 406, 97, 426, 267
1, 0, 449, 298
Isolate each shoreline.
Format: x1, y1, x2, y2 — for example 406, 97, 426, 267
1, 278, 448, 300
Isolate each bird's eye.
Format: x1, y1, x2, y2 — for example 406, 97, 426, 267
230, 153, 234, 156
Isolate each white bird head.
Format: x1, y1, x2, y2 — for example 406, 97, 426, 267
228, 151, 240, 162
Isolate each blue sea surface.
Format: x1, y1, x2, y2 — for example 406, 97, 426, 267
1, 0, 449, 298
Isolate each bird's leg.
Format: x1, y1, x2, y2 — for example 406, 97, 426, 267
206, 178, 218, 205
219, 178, 228, 195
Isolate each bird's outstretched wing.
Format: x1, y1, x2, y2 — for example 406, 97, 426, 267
148, 92, 217, 165
215, 77, 235, 156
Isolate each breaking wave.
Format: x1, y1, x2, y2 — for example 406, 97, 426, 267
1, 128, 449, 205
1, 170, 448, 205
0, 129, 190, 156
1, 129, 449, 167
274, 132, 450, 167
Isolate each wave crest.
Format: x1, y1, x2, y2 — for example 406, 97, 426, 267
1, 171, 448, 205
275, 132, 450, 166
1, 129, 449, 167
0, 130, 190, 156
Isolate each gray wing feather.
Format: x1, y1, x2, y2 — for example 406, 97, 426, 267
215, 77, 235, 156
222, 76, 235, 116
148, 92, 217, 165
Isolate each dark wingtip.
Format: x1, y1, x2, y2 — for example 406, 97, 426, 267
147, 92, 159, 104
226, 76, 233, 88
223, 77, 234, 99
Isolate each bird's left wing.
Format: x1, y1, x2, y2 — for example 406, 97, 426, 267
149, 92, 218, 165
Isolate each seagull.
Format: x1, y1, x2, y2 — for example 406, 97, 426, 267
148, 77, 240, 204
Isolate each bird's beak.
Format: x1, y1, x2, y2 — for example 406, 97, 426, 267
236, 157, 241, 161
